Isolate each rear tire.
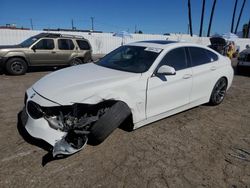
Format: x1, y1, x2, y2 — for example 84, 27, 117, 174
89, 101, 131, 145
69, 58, 82, 66
209, 77, 228, 105
6, 58, 27, 75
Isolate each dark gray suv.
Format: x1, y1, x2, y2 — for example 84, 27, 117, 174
0, 33, 92, 75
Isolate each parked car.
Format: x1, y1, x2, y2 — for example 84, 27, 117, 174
21, 40, 234, 157
209, 36, 227, 55
237, 48, 250, 72
0, 33, 92, 75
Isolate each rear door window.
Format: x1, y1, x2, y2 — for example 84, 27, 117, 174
34, 39, 54, 50
58, 39, 75, 50
189, 47, 218, 67
76, 40, 91, 50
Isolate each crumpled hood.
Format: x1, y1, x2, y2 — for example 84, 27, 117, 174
33, 63, 140, 105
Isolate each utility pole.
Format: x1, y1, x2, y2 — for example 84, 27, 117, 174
135, 25, 137, 33
234, 0, 246, 34
231, 0, 238, 33
30, 18, 33, 30
91, 17, 94, 31
199, 0, 206, 37
188, 0, 193, 36
207, 0, 217, 37
71, 19, 74, 30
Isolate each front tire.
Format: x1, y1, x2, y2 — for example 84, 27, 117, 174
89, 101, 131, 145
209, 77, 228, 105
5, 58, 28, 75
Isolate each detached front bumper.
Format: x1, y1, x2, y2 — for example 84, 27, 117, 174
21, 107, 66, 146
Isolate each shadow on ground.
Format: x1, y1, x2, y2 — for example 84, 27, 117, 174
27, 66, 66, 73
234, 67, 250, 77
1, 66, 66, 75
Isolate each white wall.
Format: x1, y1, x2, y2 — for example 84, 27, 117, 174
0, 29, 250, 54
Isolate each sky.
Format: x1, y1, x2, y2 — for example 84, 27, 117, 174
1, 0, 249, 35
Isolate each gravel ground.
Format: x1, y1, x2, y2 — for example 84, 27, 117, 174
0, 61, 250, 188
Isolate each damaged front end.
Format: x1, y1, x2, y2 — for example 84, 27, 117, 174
24, 100, 116, 157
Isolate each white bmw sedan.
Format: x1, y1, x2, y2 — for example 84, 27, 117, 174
21, 40, 234, 157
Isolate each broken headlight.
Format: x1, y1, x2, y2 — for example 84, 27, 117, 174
27, 101, 44, 119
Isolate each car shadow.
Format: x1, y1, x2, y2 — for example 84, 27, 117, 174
234, 66, 250, 77
1, 66, 67, 75
27, 66, 66, 73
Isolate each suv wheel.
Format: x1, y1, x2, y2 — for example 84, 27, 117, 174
6, 58, 28, 75
70, 58, 82, 66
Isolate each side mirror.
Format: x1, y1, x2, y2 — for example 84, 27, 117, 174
157, 65, 176, 75
31, 45, 36, 52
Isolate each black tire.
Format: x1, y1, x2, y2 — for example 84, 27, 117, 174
84, 53, 92, 63
89, 101, 131, 144
209, 77, 228, 106
69, 58, 82, 66
5, 58, 28, 75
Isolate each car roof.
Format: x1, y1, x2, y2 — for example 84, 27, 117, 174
240, 48, 250, 54
128, 40, 212, 51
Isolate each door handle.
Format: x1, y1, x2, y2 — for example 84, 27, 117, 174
210, 66, 216, 71
183, 74, 192, 79
51, 51, 56, 54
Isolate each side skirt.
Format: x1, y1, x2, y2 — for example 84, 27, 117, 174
134, 97, 209, 129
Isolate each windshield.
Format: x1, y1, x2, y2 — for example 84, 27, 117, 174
96, 45, 162, 73
19, 36, 39, 47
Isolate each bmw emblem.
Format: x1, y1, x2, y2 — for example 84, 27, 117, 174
30, 93, 36, 99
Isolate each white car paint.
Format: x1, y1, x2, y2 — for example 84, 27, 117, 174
23, 41, 234, 146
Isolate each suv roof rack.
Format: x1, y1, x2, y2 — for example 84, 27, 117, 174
60, 34, 84, 39
36, 33, 85, 39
